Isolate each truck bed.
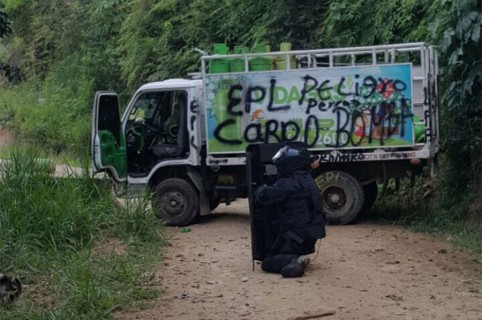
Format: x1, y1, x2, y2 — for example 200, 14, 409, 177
200, 43, 439, 165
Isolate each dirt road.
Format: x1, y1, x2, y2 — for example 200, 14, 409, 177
117, 200, 482, 320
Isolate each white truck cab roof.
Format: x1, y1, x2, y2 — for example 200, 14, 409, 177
138, 78, 202, 91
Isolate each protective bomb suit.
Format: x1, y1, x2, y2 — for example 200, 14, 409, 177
254, 146, 326, 278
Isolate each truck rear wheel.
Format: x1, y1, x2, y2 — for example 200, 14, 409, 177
315, 171, 364, 225
153, 178, 199, 226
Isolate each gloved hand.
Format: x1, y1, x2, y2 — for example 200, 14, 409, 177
253, 185, 268, 205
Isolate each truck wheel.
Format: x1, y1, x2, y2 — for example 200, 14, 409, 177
153, 178, 199, 226
362, 181, 378, 213
315, 171, 364, 225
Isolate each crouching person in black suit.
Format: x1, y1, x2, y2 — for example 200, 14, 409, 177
254, 145, 327, 278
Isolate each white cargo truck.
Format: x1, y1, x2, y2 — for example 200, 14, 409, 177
91, 42, 439, 226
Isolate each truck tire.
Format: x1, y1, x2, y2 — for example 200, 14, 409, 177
315, 171, 365, 225
153, 178, 199, 226
362, 181, 378, 213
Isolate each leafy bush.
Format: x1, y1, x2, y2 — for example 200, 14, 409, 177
0, 61, 93, 156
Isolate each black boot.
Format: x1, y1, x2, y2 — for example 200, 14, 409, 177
280, 257, 305, 278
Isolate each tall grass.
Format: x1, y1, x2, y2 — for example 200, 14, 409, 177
0, 148, 164, 319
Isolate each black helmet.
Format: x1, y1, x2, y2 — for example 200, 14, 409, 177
272, 145, 311, 176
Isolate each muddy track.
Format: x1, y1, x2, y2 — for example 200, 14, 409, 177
116, 200, 482, 320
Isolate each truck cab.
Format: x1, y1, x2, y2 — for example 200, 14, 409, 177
92, 79, 213, 225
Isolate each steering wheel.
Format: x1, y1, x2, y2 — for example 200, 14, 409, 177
126, 119, 164, 152
129, 119, 162, 135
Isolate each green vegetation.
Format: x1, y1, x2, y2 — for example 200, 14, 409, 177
0, 0, 480, 302
0, 149, 164, 319
434, 0, 481, 224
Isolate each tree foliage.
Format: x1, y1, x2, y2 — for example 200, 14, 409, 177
116, 0, 328, 90
321, 0, 433, 47
433, 0, 481, 214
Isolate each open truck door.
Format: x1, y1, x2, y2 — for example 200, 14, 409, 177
91, 91, 127, 183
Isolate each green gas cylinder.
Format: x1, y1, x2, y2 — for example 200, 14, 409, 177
275, 42, 296, 70
209, 44, 230, 73
249, 44, 272, 71
229, 46, 249, 72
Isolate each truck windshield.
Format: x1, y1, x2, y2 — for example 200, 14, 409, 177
127, 90, 186, 132
128, 91, 160, 122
